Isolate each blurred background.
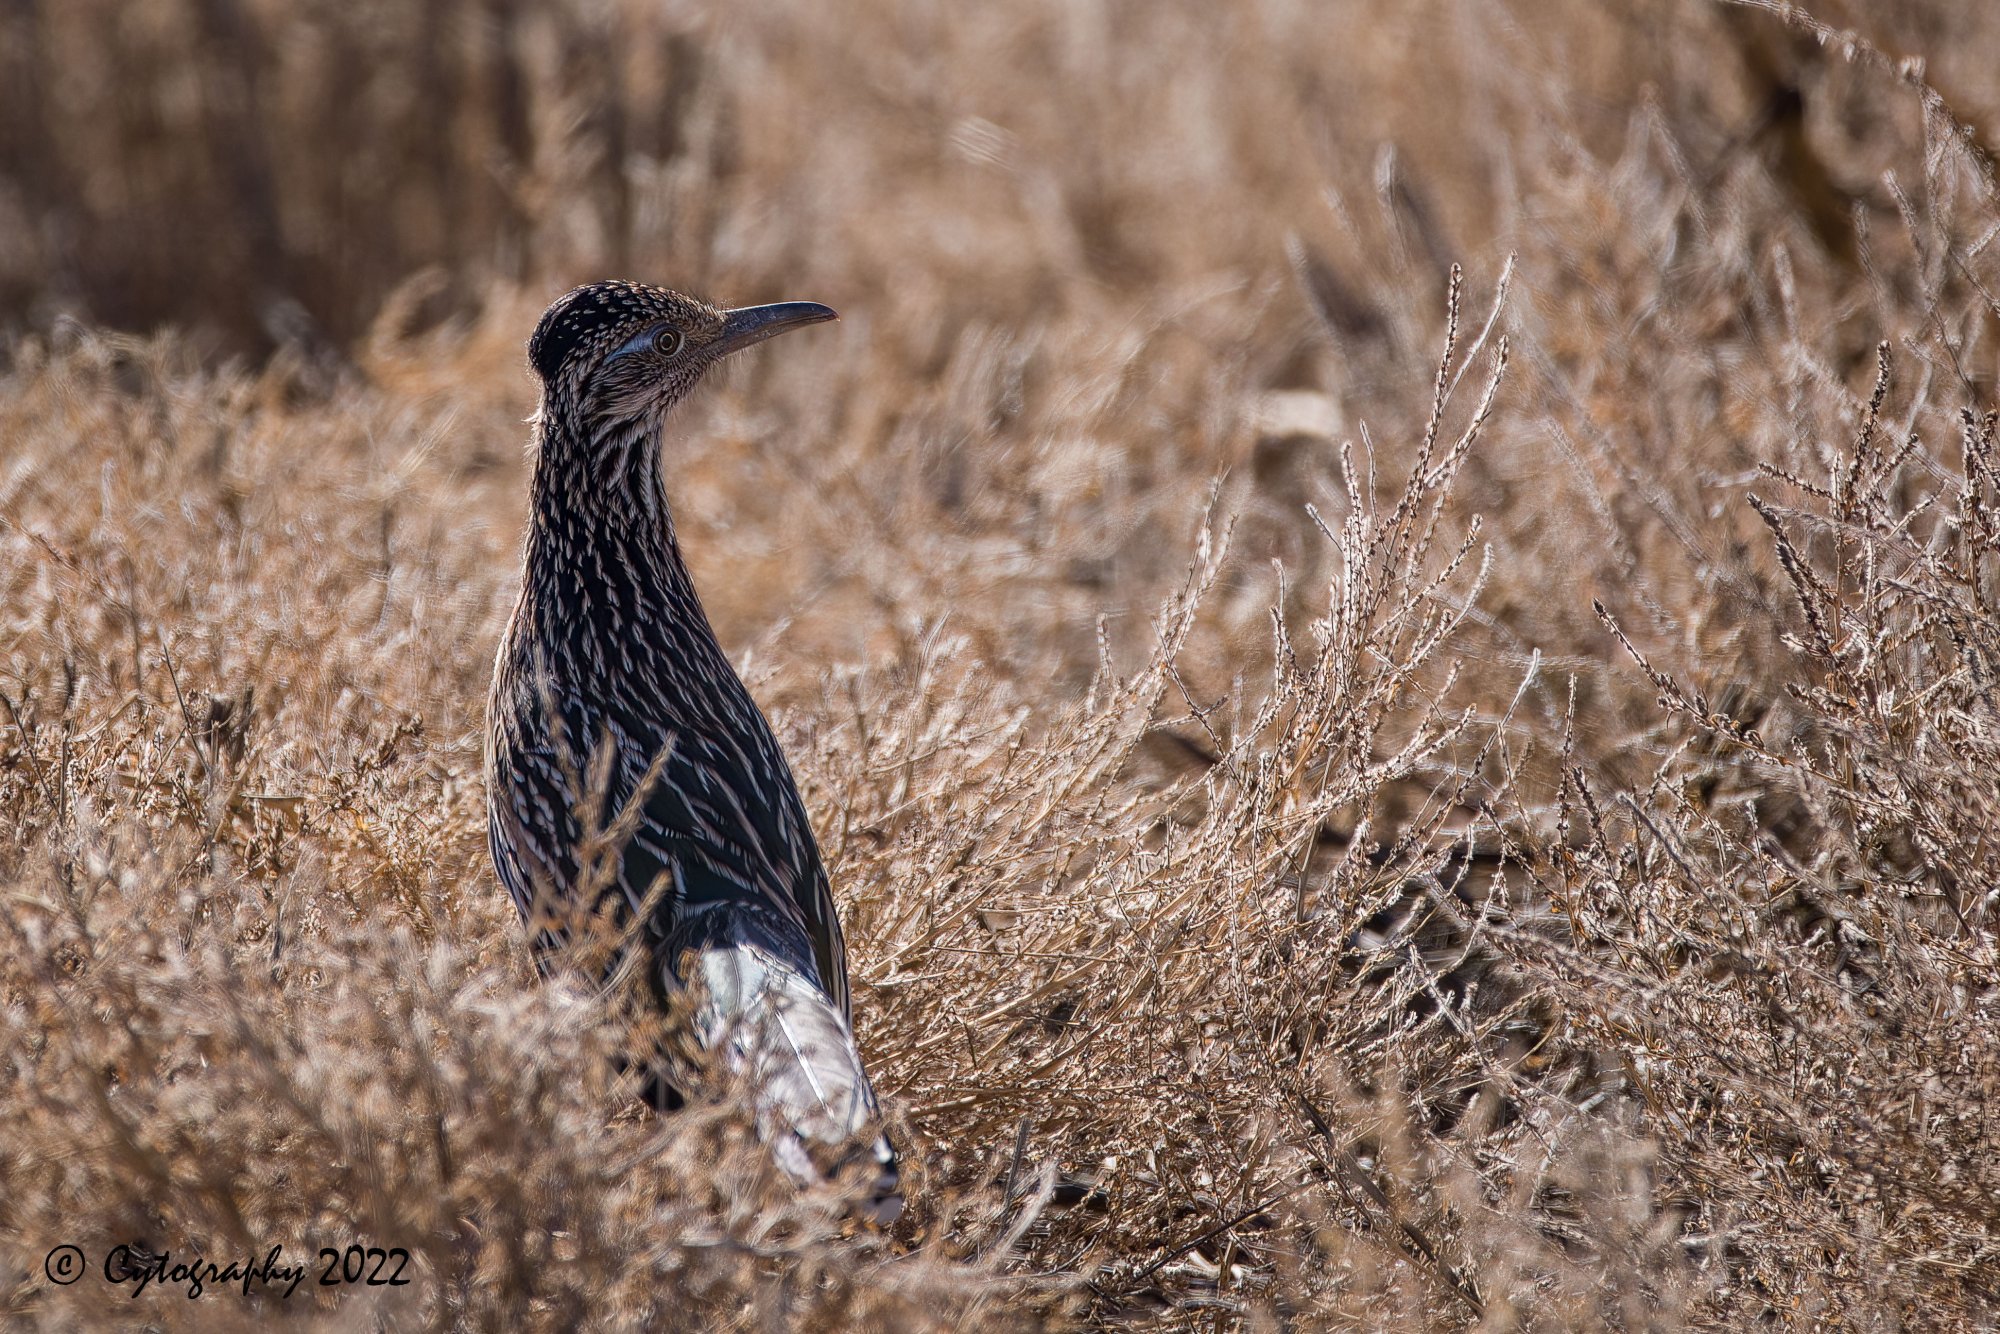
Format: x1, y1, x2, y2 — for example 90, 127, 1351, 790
10, 0, 1999, 701
3, 0, 1993, 361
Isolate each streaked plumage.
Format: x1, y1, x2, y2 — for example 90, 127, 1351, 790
485, 280, 899, 1220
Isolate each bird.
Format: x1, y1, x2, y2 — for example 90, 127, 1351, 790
484, 280, 900, 1222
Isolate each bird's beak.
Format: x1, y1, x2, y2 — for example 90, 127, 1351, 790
713, 301, 839, 357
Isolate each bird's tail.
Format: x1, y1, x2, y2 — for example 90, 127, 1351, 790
691, 943, 903, 1224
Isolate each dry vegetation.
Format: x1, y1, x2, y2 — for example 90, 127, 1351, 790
3, 0, 1999, 1328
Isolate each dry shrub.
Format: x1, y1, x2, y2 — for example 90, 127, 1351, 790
3, 0, 2000, 1329
1528, 353, 2000, 1316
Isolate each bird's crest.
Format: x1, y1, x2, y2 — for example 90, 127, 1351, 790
527, 280, 712, 382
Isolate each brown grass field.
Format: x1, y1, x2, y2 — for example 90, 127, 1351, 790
3, 0, 1999, 1328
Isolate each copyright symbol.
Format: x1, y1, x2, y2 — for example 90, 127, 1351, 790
44, 1245, 84, 1285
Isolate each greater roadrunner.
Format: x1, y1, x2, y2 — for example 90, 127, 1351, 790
485, 280, 900, 1221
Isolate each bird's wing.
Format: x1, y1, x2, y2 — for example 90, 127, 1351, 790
489, 674, 850, 1015
487, 730, 586, 958
615, 720, 850, 1015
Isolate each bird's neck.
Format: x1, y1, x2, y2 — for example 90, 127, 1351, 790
518, 409, 713, 663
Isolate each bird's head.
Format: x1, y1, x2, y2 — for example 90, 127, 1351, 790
528, 280, 837, 432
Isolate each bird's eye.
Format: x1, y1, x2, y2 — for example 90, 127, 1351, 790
651, 327, 685, 358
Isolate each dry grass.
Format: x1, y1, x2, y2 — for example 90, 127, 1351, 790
3, 0, 2000, 1328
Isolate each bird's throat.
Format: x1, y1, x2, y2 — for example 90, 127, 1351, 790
521, 411, 701, 658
